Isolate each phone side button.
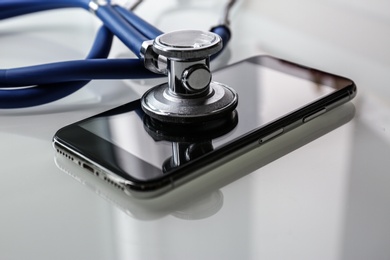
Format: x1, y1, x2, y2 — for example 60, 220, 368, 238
259, 128, 284, 143
303, 108, 327, 123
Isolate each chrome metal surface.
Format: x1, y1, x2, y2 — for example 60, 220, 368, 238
141, 81, 238, 123
88, 0, 108, 12
153, 30, 222, 59
141, 29, 237, 123
141, 40, 167, 74
168, 60, 210, 95
181, 64, 212, 92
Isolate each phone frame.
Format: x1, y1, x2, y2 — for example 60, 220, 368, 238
53, 55, 357, 198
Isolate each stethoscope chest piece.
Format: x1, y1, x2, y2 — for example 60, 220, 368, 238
141, 30, 238, 124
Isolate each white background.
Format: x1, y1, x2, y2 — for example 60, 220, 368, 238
1, 0, 390, 259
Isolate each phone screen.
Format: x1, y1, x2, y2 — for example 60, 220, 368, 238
55, 56, 355, 190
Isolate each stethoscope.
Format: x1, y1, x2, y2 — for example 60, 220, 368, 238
1, 0, 238, 124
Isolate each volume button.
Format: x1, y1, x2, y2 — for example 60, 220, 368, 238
259, 128, 284, 143
303, 108, 327, 123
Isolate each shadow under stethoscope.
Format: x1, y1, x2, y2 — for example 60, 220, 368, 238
54, 102, 355, 221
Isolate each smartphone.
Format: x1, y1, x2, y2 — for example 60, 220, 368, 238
54, 102, 355, 219
53, 55, 357, 198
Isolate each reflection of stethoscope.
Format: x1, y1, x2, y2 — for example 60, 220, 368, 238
1, 0, 238, 124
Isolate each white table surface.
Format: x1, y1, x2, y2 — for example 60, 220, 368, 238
1, 0, 390, 259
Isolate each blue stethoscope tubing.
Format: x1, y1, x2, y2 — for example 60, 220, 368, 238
0, 0, 231, 108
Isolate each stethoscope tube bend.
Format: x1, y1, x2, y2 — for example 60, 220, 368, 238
0, 0, 232, 109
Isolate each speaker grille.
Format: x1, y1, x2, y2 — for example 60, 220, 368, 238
56, 148, 75, 162
103, 176, 125, 191
55, 145, 126, 192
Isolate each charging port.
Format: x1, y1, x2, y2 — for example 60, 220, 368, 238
82, 163, 94, 174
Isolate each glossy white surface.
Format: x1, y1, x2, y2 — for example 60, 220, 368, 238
1, 0, 390, 259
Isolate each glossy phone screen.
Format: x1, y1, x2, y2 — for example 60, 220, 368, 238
54, 56, 355, 192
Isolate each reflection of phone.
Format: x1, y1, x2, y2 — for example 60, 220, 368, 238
53, 55, 357, 198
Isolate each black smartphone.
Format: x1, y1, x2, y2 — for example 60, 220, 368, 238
54, 102, 355, 219
53, 55, 357, 198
